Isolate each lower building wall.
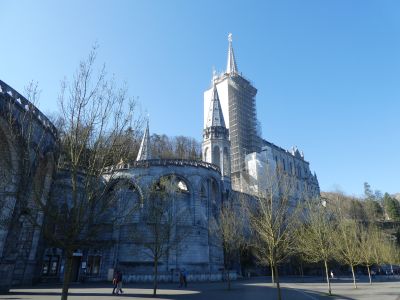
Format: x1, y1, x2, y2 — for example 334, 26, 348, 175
113, 271, 238, 283
0, 262, 14, 292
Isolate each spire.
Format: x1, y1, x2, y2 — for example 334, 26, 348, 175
226, 33, 238, 74
136, 119, 151, 161
206, 83, 226, 128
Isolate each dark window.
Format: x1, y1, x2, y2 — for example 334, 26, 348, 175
42, 255, 60, 276
87, 255, 101, 276
200, 184, 207, 198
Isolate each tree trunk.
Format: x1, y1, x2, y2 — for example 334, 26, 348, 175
300, 260, 304, 278
274, 264, 282, 300
323, 260, 332, 295
227, 269, 231, 290
61, 254, 73, 300
270, 259, 275, 283
153, 258, 158, 296
350, 265, 357, 289
367, 265, 372, 285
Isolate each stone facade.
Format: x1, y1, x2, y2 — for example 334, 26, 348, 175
40, 160, 227, 283
0, 80, 57, 291
242, 142, 320, 199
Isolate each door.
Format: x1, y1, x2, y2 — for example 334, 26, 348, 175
70, 256, 81, 282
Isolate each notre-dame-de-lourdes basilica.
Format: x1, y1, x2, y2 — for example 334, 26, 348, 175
0, 34, 319, 291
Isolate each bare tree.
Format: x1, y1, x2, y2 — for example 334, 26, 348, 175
296, 198, 336, 295
150, 134, 201, 160
210, 194, 245, 290
26, 47, 142, 300
332, 215, 362, 289
132, 176, 190, 296
359, 225, 382, 284
381, 238, 400, 274
246, 166, 299, 300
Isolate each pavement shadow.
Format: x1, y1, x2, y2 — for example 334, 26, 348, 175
278, 275, 400, 284
4, 281, 357, 300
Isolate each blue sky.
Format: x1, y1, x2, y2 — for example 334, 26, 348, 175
1, 0, 399, 196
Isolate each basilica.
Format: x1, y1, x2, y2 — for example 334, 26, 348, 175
0, 34, 319, 290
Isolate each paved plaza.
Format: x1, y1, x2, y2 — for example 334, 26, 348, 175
1, 276, 399, 300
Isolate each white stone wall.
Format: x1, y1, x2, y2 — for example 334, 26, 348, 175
243, 145, 319, 200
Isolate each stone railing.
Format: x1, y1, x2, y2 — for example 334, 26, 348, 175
0, 80, 58, 138
104, 159, 220, 173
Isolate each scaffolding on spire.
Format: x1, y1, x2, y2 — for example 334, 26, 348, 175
136, 119, 151, 161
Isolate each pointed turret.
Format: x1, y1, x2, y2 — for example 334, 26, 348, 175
202, 83, 231, 180
136, 119, 151, 161
206, 84, 226, 128
226, 33, 238, 74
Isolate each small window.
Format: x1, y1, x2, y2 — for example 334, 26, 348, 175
42, 255, 60, 276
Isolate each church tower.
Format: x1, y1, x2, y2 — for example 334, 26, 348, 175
204, 34, 260, 190
202, 84, 231, 182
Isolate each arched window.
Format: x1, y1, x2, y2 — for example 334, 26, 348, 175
177, 180, 188, 192
210, 179, 219, 219
223, 147, 230, 176
157, 175, 190, 194
200, 182, 207, 198
213, 146, 220, 168
107, 179, 142, 223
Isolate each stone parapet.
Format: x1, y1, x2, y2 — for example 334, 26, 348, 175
0, 80, 58, 139
104, 159, 220, 173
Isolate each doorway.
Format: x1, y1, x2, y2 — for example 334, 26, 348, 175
70, 256, 81, 282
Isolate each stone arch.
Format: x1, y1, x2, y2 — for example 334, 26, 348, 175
107, 177, 144, 223
152, 173, 193, 224
153, 173, 193, 195
107, 177, 144, 203
212, 145, 220, 168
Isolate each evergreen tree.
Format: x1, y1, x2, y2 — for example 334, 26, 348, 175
383, 193, 400, 221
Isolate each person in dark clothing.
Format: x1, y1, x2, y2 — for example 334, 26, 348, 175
112, 270, 118, 295
112, 270, 124, 295
182, 270, 187, 288
179, 270, 184, 288
116, 271, 123, 294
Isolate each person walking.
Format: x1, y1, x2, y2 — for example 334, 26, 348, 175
182, 269, 187, 288
115, 270, 124, 294
112, 270, 118, 295
179, 270, 184, 288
